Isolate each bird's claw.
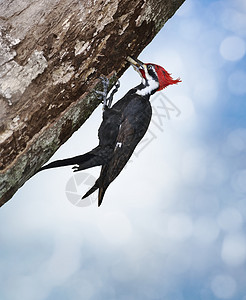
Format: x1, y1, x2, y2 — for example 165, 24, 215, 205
95, 90, 105, 96
94, 76, 120, 110
94, 76, 109, 108
72, 165, 80, 172
114, 80, 120, 89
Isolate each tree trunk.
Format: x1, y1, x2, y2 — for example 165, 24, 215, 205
0, 0, 185, 207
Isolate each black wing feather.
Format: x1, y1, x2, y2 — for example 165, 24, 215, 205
96, 97, 152, 205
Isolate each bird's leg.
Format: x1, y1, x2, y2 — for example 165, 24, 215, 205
95, 77, 120, 110
95, 76, 109, 110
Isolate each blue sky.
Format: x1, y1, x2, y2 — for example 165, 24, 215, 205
1, 0, 246, 299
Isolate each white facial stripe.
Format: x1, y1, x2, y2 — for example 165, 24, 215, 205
141, 77, 146, 85
136, 64, 159, 96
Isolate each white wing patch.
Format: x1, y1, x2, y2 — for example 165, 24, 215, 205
115, 142, 122, 150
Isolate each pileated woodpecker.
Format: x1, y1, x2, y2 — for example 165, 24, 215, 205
39, 56, 181, 206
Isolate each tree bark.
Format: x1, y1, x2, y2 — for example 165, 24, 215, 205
0, 0, 185, 207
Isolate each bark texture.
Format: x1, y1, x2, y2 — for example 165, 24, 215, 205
0, 0, 185, 206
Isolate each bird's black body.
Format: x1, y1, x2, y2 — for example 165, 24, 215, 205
39, 86, 151, 200
39, 56, 181, 205
83, 86, 152, 205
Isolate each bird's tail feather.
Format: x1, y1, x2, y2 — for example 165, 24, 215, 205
82, 183, 108, 207
98, 187, 107, 207
82, 184, 98, 199
38, 152, 95, 172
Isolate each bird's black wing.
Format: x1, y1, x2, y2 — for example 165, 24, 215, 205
87, 97, 152, 206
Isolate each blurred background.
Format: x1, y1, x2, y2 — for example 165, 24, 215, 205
1, 0, 246, 299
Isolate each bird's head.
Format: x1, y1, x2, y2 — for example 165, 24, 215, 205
127, 56, 181, 94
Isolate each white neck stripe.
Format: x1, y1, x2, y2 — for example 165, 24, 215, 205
136, 79, 159, 96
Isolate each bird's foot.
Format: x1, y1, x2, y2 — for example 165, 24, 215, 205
94, 76, 109, 109
72, 165, 80, 172
95, 76, 120, 110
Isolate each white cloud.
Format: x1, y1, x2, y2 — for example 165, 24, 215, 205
228, 69, 246, 95
221, 233, 246, 266
181, 147, 207, 184
217, 207, 243, 232
211, 274, 237, 299
231, 169, 246, 194
167, 213, 193, 241
223, 128, 246, 155
220, 36, 246, 61
166, 249, 192, 275
97, 211, 133, 245
221, 7, 246, 36
194, 216, 220, 244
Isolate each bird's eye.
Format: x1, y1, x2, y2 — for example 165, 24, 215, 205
147, 65, 153, 70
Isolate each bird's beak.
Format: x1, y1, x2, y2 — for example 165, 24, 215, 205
127, 56, 146, 78
127, 56, 144, 68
